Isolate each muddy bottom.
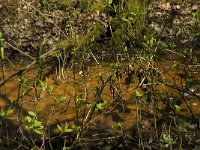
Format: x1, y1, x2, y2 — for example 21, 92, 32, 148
0, 60, 200, 141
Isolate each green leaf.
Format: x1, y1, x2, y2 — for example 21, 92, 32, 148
174, 105, 181, 113
28, 111, 37, 117
61, 123, 73, 133
39, 81, 47, 91
48, 85, 54, 94
0, 32, 2, 39
0, 109, 6, 117
160, 93, 168, 100
34, 129, 42, 135
96, 101, 107, 110
0, 47, 4, 60
171, 63, 177, 68
72, 125, 80, 131
57, 92, 66, 101
19, 76, 26, 87
121, 16, 129, 23
33, 120, 43, 128
107, 0, 113, 5
117, 122, 124, 128
135, 90, 143, 97
57, 125, 63, 132
163, 133, 170, 143
86, 103, 93, 108
25, 116, 32, 123
6, 109, 13, 115
0, 109, 13, 119
59, 96, 67, 102
64, 128, 73, 133
124, 46, 128, 55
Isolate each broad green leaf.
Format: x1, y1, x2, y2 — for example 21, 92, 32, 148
28, 111, 37, 117
117, 122, 124, 128
64, 128, 73, 133
163, 133, 170, 143
33, 120, 43, 128
34, 129, 42, 135
25, 116, 32, 123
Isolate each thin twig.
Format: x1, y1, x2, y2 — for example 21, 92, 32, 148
4, 41, 35, 60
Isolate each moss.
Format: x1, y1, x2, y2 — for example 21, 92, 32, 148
110, 18, 122, 32
53, 22, 105, 53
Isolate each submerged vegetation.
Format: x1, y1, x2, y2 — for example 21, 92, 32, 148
0, 0, 200, 149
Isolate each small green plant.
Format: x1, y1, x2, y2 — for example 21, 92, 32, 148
25, 111, 44, 135
0, 108, 13, 120
134, 90, 150, 105
144, 35, 157, 49
160, 93, 182, 116
19, 74, 27, 96
0, 32, 5, 61
162, 132, 175, 148
53, 92, 67, 102
135, 90, 144, 97
193, 12, 200, 25
57, 123, 80, 134
96, 100, 107, 110
39, 80, 54, 94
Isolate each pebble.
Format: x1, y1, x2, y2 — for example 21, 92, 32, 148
191, 101, 199, 106
184, 88, 196, 97
192, 5, 198, 11
162, 2, 171, 11
174, 5, 181, 10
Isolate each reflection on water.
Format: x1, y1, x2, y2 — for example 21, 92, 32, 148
0, 60, 200, 135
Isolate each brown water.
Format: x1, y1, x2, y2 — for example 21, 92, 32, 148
0, 60, 200, 135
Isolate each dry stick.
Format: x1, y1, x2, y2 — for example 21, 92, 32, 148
74, 74, 112, 145
0, 59, 10, 148
0, 135, 29, 149
0, 41, 61, 87
90, 50, 99, 65
161, 82, 200, 128
4, 41, 35, 60
165, 49, 186, 59
5, 56, 16, 69
72, 64, 79, 121
40, 106, 55, 149
81, 135, 122, 142
162, 82, 200, 100
0, 60, 36, 87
